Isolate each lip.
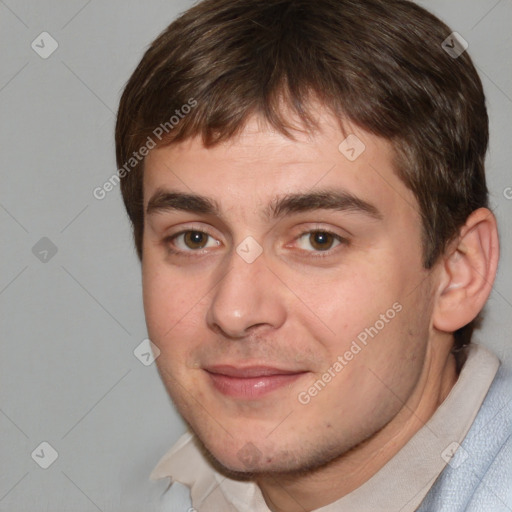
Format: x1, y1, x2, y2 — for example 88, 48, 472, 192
204, 365, 308, 399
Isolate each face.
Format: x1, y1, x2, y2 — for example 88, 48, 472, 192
142, 111, 436, 474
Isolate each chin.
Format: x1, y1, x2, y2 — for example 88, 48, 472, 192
190, 428, 285, 473
206, 446, 296, 476
193, 428, 333, 477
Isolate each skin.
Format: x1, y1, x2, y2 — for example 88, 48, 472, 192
140, 110, 495, 512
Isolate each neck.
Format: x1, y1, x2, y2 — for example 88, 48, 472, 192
257, 338, 458, 512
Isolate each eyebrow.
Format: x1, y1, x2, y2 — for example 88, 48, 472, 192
146, 187, 383, 221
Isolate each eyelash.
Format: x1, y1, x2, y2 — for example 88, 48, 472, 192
163, 228, 348, 259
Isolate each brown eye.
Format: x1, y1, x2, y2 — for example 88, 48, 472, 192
295, 230, 347, 255
309, 232, 335, 251
183, 231, 209, 249
165, 230, 220, 255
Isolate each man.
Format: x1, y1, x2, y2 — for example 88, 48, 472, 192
115, 0, 512, 510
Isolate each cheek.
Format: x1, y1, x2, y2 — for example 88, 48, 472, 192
300, 262, 426, 389
290, 266, 397, 347
142, 265, 168, 338
142, 261, 212, 377
142, 259, 187, 343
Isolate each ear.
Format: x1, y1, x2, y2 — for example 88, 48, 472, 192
433, 208, 499, 333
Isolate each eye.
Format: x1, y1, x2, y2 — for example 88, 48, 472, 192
165, 230, 220, 254
163, 228, 348, 259
295, 230, 346, 254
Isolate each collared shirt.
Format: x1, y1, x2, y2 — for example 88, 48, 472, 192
150, 343, 500, 512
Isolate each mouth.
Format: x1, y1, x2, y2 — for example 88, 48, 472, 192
204, 365, 309, 399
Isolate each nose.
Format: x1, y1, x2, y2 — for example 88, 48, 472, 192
206, 245, 287, 339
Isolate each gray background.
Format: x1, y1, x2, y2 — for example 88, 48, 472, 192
1, 1, 511, 510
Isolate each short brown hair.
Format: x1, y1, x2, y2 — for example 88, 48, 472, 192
115, 0, 489, 350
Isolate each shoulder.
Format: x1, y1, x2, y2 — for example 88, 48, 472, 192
418, 360, 512, 511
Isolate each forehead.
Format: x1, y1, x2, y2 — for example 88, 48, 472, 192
142, 114, 419, 224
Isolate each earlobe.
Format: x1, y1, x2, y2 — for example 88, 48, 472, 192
433, 208, 499, 333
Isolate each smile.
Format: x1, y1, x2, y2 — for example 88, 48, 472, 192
204, 365, 308, 399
